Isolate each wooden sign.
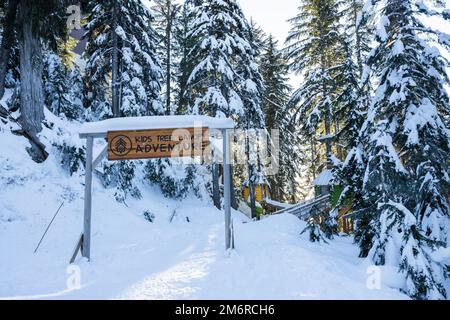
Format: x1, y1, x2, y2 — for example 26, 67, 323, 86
107, 128, 209, 161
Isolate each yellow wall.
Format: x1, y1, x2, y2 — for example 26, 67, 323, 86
243, 187, 249, 201
242, 185, 267, 203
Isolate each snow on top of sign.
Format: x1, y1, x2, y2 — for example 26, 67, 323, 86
80, 115, 235, 137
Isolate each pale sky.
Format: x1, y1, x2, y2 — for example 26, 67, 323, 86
145, 0, 303, 86
238, 0, 302, 87
144, 0, 299, 44
238, 0, 300, 45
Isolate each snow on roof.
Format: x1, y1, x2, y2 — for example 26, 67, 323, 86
313, 169, 334, 186
80, 115, 235, 138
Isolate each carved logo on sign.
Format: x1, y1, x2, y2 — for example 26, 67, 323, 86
110, 135, 133, 157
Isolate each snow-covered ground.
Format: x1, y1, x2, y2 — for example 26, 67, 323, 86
0, 118, 407, 300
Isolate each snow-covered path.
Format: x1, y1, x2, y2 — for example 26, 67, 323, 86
111, 213, 407, 300
1, 193, 407, 299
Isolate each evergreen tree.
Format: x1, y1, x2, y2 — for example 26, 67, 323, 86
340, 0, 372, 81
102, 160, 142, 203
354, 0, 450, 299
184, 0, 263, 123
334, 0, 373, 153
248, 19, 267, 61
175, 0, 198, 114
43, 34, 84, 120
65, 66, 84, 120
260, 35, 299, 202
183, 0, 267, 215
285, 0, 344, 170
84, 0, 163, 119
301, 217, 328, 243
239, 23, 266, 218
333, 39, 370, 247
144, 158, 197, 199
43, 53, 67, 116
153, 0, 181, 115
84, 0, 164, 202
334, 0, 376, 253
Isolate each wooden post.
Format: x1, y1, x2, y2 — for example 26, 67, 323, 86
82, 136, 93, 260
212, 149, 221, 210
223, 129, 232, 250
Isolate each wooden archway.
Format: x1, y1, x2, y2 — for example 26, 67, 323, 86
71, 116, 235, 262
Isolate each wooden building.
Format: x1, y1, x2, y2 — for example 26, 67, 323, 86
314, 170, 353, 234
242, 183, 270, 203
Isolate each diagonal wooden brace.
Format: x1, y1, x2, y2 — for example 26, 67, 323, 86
69, 233, 84, 264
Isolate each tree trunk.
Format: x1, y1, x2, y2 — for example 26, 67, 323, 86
177, 3, 189, 114
229, 164, 238, 210
119, 54, 123, 112
165, 0, 172, 115
352, 0, 363, 77
334, 118, 343, 161
248, 164, 257, 219
212, 151, 221, 210
0, 0, 19, 99
111, 3, 120, 118
245, 132, 257, 219
318, 18, 332, 169
321, 65, 332, 170
18, 0, 44, 135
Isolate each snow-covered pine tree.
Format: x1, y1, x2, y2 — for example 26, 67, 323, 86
43, 33, 84, 120
356, 0, 450, 299
248, 19, 267, 61
260, 35, 299, 202
152, 0, 182, 115
0, 39, 19, 104
340, 0, 372, 84
334, 0, 376, 255
140, 1, 210, 201
65, 66, 84, 120
332, 38, 370, 246
285, 0, 344, 170
84, 0, 163, 119
183, 0, 267, 213
185, 0, 247, 120
103, 160, 142, 203
335, 0, 373, 150
239, 20, 266, 219
285, 0, 346, 235
301, 217, 328, 243
84, 0, 165, 202
43, 53, 68, 117
175, 0, 199, 114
